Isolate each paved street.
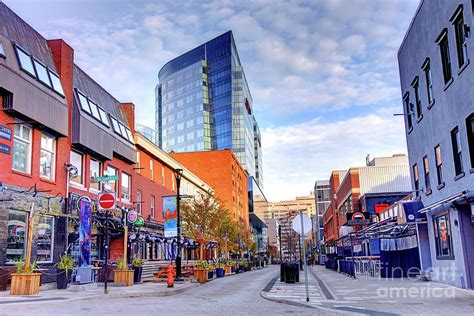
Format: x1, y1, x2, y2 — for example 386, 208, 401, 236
0, 266, 324, 316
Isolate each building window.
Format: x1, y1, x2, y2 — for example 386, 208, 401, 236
451, 127, 464, 176
403, 92, 412, 130
90, 159, 101, 191
35, 215, 54, 263
413, 164, 419, 197
77, 91, 91, 114
136, 191, 142, 214
411, 77, 422, 119
49, 71, 64, 96
121, 172, 131, 202
435, 145, 444, 186
70, 150, 84, 185
0, 40, 5, 58
40, 133, 56, 181
33, 59, 51, 88
172, 175, 175, 191
434, 213, 454, 259
150, 160, 154, 180
466, 114, 474, 169
15, 45, 35, 76
422, 59, 434, 105
162, 167, 165, 185
437, 30, 452, 84
106, 166, 118, 192
12, 124, 32, 174
423, 156, 431, 193
136, 152, 141, 174
451, 6, 468, 69
6, 210, 28, 263
151, 196, 155, 218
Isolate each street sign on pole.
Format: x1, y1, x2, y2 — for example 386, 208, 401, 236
93, 175, 120, 183
299, 211, 310, 302
98, 192, 116, 210
292, 213, 312, 235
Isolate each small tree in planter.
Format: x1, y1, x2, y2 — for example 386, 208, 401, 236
56, 254, 76, 289
114, 257, 133, 286
225, 259, 234, 275
194, 260, 208, 283
10, 260, 41, 295
130, 258, 144, 284
206, 262, 214, 280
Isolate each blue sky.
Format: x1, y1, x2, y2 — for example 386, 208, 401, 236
5, 0, 420, 201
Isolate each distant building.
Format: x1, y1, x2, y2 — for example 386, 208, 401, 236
398, 0, 474, 289
323, 155, 412, 243
314, 180, 330, 264
135, 124, 156, 144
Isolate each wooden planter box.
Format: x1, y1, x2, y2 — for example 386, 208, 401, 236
194, 268, 208, 284
10, 273, 41, 295
225, 265, 232, 275
114, 270, 134, 286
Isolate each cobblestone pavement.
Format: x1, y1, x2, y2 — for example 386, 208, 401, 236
263, 265, 474, 315
0, 266, 332, 316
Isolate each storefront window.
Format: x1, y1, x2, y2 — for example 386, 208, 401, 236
35, 215, 54, 263
6, 210, 28, 263
434, 213, 454, 259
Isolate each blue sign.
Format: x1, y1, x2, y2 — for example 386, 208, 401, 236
163, 196, 177, 238
79, 200, 92, 267
0, 125, 11, 141
0, 143, 10, 155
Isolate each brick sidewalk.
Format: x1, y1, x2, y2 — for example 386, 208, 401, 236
262, 265, 474, 315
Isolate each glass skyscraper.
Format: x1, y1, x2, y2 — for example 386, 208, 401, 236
156, 31, 263, 187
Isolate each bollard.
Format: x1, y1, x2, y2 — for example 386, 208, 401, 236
167, 264, 175, 288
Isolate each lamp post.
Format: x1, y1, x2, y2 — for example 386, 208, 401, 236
174, 168, 184, 281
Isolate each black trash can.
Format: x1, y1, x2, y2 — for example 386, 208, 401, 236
280, 263, 286, 282
284, 262, 298, 283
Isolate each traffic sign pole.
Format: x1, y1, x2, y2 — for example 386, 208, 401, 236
300, 210, 310, 302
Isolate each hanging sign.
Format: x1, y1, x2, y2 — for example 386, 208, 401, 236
346, 212, 371, 226
79, 200, 92, 267
134, 216, 144, 227
98, 192, 116, 210
0, 125, 11, 141
0, 143, 10, 155
127, 210, 138, 223
163, 196, 177, 238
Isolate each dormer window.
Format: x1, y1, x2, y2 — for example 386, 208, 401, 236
88, 99, 102, 121
33, 59, 51, 88
77, 91, 91, 114
111, 116, 121, 134
97, 107, 109, 126
15, 45, 35, 76
49, 71, 64, 96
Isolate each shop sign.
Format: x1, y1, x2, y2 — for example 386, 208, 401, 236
163, 196, 177, 238
127, 210, 138, 223
346, 212, 371, 226
0, 143, 10, 155
0, 125, 11, 141
98, 192, 116, 210
375, 204, 389, 214
134, 216, 144, 227
79, 199, 92, 266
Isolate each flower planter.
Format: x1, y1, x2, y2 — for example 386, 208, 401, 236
224, 265, 232, 275
10, 273, 41, 295
132, 266, 143, 284
114, 270, 134, 286
194, 268, 208, 283
216, 268, 224, 278
56, 269, 73, 290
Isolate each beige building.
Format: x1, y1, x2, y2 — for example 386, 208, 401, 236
256, 194, 316, 223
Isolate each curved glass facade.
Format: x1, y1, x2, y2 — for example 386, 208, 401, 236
156, 31, 263, 187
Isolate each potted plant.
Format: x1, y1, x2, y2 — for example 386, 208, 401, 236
225, 259, 234, 275
240, 261, 248, 272
131, 258, 144, 284
216, 261, 226, 278
10, 260, 41, 295
56, 254, 76, 289
194, 260, 208, 283
206, 262, 214, 280
114, 257, 133, 286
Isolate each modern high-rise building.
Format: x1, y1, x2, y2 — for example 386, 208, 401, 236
156, 31, 263, 187
314, 180, 330, 264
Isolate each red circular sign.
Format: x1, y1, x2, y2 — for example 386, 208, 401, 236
99, 193, 115, 209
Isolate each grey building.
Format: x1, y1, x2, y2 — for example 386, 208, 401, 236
135, 123, 156, 144
156, 31, 263, 187
398, 0, 474, 289
314, 180, 330, 264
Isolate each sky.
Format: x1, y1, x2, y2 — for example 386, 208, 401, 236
4, 0, 420, 201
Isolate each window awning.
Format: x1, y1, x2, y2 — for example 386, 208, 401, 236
418, 191, 474, 215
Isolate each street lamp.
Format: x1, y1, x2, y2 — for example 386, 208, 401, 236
174, 168, 184, 281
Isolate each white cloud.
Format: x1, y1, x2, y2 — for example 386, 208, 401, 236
262, 108, 408, 201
